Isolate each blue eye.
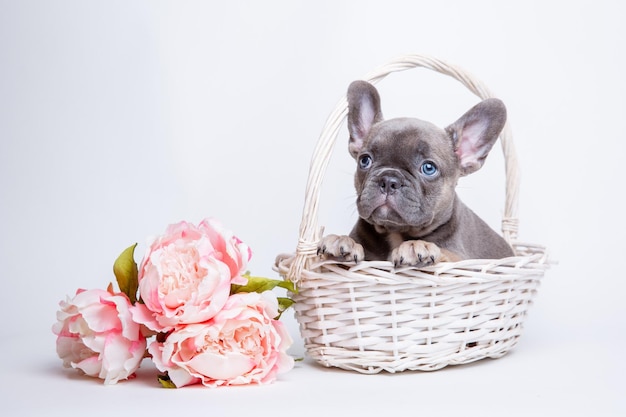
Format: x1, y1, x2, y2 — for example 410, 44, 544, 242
359, 155, 372, 170
421, 161, 438, 176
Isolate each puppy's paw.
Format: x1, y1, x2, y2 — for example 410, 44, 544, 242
317, 234, 365, 263
391, 240, 442, 268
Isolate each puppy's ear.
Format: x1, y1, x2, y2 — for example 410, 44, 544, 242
347, 81, 383, 158
446, 98, 507, 176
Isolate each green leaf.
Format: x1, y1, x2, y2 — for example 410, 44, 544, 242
157, 373, 177, 389
275, 297, 295, 319
113, 243, 139, 304
230, 272, 297, 295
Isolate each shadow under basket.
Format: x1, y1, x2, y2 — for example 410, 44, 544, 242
274, 54, 551, 374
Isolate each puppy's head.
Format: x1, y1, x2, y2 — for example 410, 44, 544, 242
347, 80, 506, 236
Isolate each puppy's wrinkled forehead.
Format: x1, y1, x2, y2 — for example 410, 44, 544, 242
365, 118, 454, 163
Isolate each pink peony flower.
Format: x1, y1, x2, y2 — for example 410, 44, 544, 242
52, 288, 147, 385
148, 291, 294, 388
131, 218, 252, 332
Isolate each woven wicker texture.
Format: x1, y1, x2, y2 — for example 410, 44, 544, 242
275, 54, 550, 373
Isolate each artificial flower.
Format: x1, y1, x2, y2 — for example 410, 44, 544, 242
149, 291, 294, 387
131, 219, 251, 332
52, 288, 147, 384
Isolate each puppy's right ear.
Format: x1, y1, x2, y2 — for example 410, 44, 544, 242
347, 81, 383, 158
446, 98, 507, 176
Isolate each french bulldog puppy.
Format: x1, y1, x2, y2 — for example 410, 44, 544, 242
317, 80, 514, 267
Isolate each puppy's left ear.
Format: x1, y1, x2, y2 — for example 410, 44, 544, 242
347, 80, 383, 158
446, 98, 507, 176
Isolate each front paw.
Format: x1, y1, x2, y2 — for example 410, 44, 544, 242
391, 240, 442, 267
317, 234, 365, 263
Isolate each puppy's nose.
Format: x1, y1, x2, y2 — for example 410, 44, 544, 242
379, 175, 401, 194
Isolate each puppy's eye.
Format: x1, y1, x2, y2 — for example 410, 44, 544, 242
421, 161, 438, 176
359, 155, 372, 170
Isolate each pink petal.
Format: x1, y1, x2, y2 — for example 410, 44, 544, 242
187, 350, 254, 382
168, 367, 200, 388
130, 303, 166, 333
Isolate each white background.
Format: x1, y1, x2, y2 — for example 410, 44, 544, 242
2, 1, 625, 415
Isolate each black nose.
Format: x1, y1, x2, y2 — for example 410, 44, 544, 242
379, 175, 401, 194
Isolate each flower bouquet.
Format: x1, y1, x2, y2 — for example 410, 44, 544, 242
52, 218, 295, 387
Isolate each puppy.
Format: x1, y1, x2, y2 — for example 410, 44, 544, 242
318, 80, 514, 267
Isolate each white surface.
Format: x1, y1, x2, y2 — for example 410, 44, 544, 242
1, 1, 624, 415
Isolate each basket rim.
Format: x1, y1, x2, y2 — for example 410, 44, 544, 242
276, 241, 550, 286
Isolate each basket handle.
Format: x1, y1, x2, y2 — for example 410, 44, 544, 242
287, 54, 520, 282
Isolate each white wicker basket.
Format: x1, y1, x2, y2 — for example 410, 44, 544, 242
275, 54, 550, 373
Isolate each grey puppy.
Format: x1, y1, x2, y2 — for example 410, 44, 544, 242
318, 80, 514, 267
